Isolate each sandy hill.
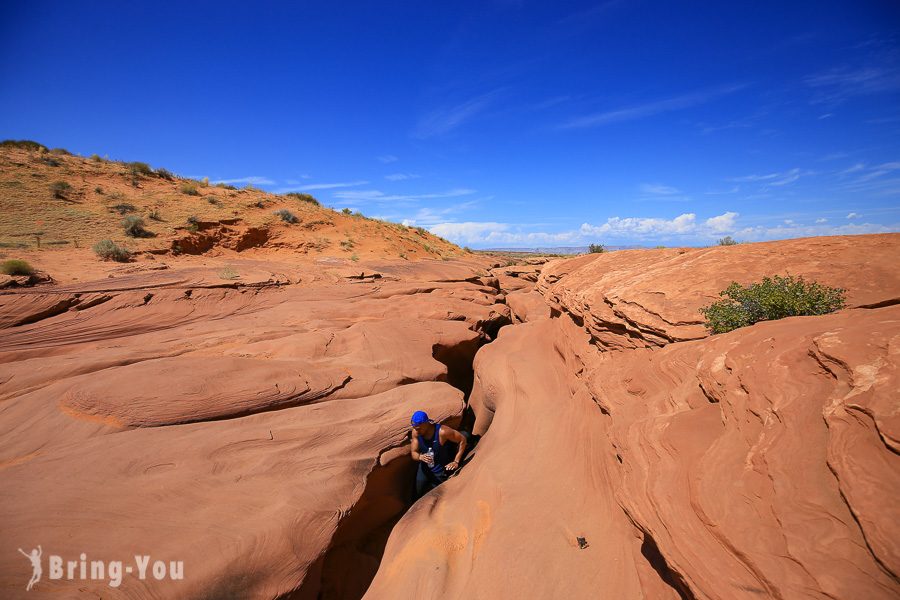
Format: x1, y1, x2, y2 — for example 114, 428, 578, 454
0, 140, 467, 266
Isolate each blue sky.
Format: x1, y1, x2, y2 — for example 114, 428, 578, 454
2, 1, 899, 248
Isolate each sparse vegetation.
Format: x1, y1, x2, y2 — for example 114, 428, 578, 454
155, 168, 174, 180
463, 246, 472, 253
127, 161, 154, 176
110, 203, 137, 215
40, 156, 61, 167
219, 266, 240, 280
717, 236, 738, 246
93, 239, 131, 262
180, 183, 200, 196
50, 147, 72, 155
274, 209, 299, 224
286, 192, 320, 205
588, 243, 605, 253
148, 209, 163, 221
206, 196, 221, 206
1, 139, 48, 152
700, 275, 847, 334
94, 186, 103, 194
1, 259, 35, 276
342, 208, 352, 215
90, 153, 102, 162
215, 182, 237, 190
186, 215, 200, 231
50, 180, 72, 199
122, 215, 151, 237
351, 253, 359, 262
340, 238, 355, 250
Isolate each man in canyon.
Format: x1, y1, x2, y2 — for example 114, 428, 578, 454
410, 410, 468, 499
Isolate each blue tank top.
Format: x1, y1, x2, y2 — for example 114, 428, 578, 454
417, 423, 452, 476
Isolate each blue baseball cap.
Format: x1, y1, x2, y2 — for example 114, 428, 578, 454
410, 410, 430, 426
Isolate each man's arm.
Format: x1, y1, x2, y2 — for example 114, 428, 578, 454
440, 426, 467, 471
409, 431, 428, 464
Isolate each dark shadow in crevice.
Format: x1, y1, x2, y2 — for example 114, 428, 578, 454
640, 533, 695, 600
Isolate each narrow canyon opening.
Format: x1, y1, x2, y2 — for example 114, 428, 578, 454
286, 312, 508, 600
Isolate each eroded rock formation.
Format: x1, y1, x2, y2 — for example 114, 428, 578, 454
368, 234, 900, 600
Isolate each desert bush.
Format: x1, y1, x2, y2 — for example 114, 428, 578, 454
206, 196, 221, 206
127, 162, 154, 176
180, 183, 200, 196
155, 168, 174, 180
0, 259, 34, 276
215, 182, 237, 190
274, 209, 299, 224
340, 238, 354, 250
201, 177, 209, 187
94, 186, 103, 194
285, 192, 320, 206
93, 239, 131, 262
90, 153, 102, 162
717, 236, 738, 246
40, 156, 61, 167
185, 215, 200, 231
219, 266, 239, 280
148, 209, 163, 221
342, 208, 352, 215
0, 139, 48, 152
50, 147, 72, 155
700, 275, 846, 334
110, 203, 137, 215
588, 243, 605, 253
122, 215, 151, 237
50, 180, 72, 198
463, 246, 472, 253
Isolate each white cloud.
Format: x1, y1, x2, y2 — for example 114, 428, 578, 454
333, 188, 476, 203
639, 183, 680, 195
429, 222, 511, 244
846, 212, 861, 219
385, 173, 420, 181
213, 176, 275, 185
291, 180, 368, 191
728, 168, 805, 187
560, 83, 747, 129
377, 155, 398, 164
414, 91, 500, 138
815, 218, 828, 223
737, 222, 895, 241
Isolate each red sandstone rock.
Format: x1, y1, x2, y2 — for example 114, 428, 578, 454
369, 234, 900, 600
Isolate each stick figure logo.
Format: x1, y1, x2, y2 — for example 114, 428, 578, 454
17, 546, 42, 591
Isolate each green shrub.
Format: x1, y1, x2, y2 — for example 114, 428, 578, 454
0, 139, 48, 152
155, 168, 174, 180
1, 259, 34, 276
342, 208, 352, 215
700, 275, 846, 334
588, 243, 605, 253
180, 183, 200, 196
50, 147, 72, 155
94, 186, 104, 194
148, 209, 163, 221
90, 153, 102, 162
717, 236, 738, 246
274, 209, 299, 224
127, 161, 154, 176
110, 203, 137, 215
215, 182, 237, 190
285, 192, 320, 206
122, 215, 151, 237
93, 239, 131, 262
50, 180, 72, 198
206, 196, 221, 205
